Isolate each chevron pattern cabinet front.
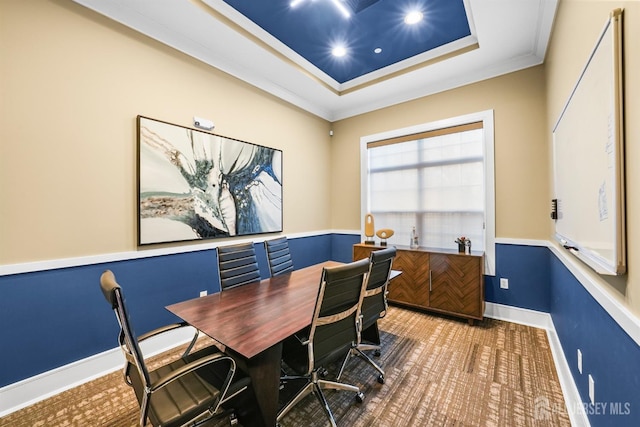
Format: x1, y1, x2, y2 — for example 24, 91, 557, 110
353, 243, 426, 304
353, 243, 484, 325
429, 253, 484, 323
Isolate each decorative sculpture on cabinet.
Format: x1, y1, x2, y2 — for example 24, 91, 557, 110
376, 229, 394, 246
364, 213, 375, 245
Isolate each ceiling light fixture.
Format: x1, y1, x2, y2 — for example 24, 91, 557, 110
290, 0, 350, 19
330, 0, 351, 18
404, 11, 424, 25
374, 47, 382, 54
332, 45, 347, 57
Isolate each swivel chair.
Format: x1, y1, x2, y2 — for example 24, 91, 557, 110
337, 246, 396, 384
99, 270, 251, 427
278, 258, 370, 427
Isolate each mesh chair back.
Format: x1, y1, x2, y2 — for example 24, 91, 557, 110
217, 242, 261, 290
361, 247, 396, 331
308, 258, 370, 369
264, 237, 294, 276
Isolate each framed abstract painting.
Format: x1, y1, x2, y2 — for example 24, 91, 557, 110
137, 116, 283, 245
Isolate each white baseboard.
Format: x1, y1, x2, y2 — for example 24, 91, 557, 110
484, 301, 553, 330
485, 302, 589, 427
0, 327, 196, 417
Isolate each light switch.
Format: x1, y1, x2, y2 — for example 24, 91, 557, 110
577, 349, 582, 374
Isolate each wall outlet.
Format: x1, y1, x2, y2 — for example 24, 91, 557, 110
199, 290, 207, 297
577, 349, 582, 374
500, 278, 509, 289
589, 374, 595, 404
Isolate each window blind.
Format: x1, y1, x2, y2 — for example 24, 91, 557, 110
366, 122, 485, 250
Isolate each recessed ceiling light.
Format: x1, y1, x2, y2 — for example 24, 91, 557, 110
332, 46, 347, 57
374, 47, 382, 54
404, 11, 423, 25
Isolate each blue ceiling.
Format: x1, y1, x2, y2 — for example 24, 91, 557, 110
221, 0, 471, 83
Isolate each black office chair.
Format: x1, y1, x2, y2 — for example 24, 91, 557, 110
264, 236, 294, 277
337, 246, 397, 384
216, 242, 261, 290
278, 258, 370, 427
99, 270, 251, 427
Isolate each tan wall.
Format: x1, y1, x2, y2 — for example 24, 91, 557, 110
545, 0, 640, 313
0, 0, 332, 264
330, 66, 549, 240
4, 0, 639, 316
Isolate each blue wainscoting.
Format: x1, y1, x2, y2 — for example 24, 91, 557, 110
2, 235, 640, 427
0, 233, 356, 388
486, 243, 639, 425
1, 250, 221, 387
330, 233, 362, 263
550, 256, 640, 427
485, 244, 551, 312
286, 234, 331, 268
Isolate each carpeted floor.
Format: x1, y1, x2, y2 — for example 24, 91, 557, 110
0, 306, 571, 426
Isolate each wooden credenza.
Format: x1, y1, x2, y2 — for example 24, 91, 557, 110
353, 243, 485, 325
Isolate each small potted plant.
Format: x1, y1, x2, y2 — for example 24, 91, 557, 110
455, 236, 469, 253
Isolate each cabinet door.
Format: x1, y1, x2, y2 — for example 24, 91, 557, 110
429, 253, 482, 318
353, 245, 375, 262
388, 250, 430, 308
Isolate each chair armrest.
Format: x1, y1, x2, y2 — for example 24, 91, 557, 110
290, 325, 310, 345
293, 333, 310, 346
138, 322, 191, 342
299, 338, 310, 346
150, 352, 236, 392
139, 322, 201, 358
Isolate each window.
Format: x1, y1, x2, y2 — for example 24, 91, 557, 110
360, 110, 495, 275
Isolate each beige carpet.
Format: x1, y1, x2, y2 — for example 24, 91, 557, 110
0, 307, 570, 426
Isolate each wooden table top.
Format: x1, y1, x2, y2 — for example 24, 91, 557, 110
166, 261, 341, 359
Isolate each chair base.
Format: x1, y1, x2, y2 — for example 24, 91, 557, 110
357, 343, 381, 353
278, 372, 363, 427
337, 345, 385, 383
190, 407, 238, 427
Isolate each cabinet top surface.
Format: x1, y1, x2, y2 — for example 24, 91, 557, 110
354, 242, 484, 258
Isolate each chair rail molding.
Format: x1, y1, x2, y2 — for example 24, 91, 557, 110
0, 230, 342, 276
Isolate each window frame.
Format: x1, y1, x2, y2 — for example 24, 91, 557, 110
360, 110, 496, 276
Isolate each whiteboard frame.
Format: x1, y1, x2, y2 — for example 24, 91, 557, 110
552, 9, 625, 275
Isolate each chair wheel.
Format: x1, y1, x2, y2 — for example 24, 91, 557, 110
377, 374, 385, 384
356, 391, 365, 403
229, 413, 238, 426
374, 349, 381, 357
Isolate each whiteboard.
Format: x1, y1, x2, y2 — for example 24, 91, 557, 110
552, 9, 625, 275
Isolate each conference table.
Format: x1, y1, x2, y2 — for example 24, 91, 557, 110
165, 261, 343, 427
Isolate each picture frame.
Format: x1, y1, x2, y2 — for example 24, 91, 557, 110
137, 116, 283, 245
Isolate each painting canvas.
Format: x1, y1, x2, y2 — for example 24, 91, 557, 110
137, 116, 283, 245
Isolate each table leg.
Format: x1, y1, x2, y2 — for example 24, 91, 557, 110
245, 342, 283, 427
